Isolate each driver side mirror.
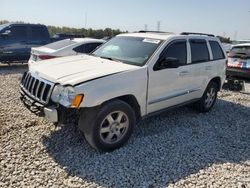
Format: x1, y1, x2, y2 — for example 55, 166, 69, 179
155, 57, 180, 70
1, 30, 11, 38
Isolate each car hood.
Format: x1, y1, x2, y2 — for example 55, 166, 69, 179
29, 55, 138, 85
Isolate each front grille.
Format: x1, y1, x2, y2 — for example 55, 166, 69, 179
20, 72, 54, 104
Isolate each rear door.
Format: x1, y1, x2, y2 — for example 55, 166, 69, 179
1, 25, 29, 61
186, 39, 212, 98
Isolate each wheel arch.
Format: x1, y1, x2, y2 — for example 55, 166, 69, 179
101, 95, 141, 122
209, 77, 222, 91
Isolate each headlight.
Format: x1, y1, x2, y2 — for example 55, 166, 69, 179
51, 85, 83, 108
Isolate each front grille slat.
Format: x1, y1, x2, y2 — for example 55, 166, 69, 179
20, 72, 53, 105
24, 74, 31, 88
40, 84, 46, 101
28, 78, 34, 92
31, 79, 37, 95
35, 81, 41, 97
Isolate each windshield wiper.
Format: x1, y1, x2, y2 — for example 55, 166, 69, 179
99, 56, 122, 63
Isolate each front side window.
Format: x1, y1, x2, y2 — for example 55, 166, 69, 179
209, 41, 225, 60
84, 43, 103, 53
9, 26, 27, 40
161, 40, 187, 65
73, 43, 102, 54
92, 36, 162, 66
190, 39, 210, 63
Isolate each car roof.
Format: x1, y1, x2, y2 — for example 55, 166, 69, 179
118, 32, 217, 41
0, 22, 46, 27
118, 32, 175, 40
232, 43, 250, 47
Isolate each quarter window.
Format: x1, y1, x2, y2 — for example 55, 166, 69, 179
209, 41, 225, 60
161, 41, 187, 65
190, 39, 210, 63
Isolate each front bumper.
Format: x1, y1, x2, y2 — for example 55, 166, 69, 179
20, 89, 58, 122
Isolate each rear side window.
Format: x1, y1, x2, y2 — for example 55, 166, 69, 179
9, 26, 27, 40
190, 39, 210, 63
209, 41, 225, 60
160, 40, 187, 65
74, 43, 103, 54
30, 26, 49, 40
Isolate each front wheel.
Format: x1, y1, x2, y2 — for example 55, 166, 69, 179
194, 82, 218, 112
78, 100, 136, 152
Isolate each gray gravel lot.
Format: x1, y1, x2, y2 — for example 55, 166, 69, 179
0, 64, 250, 188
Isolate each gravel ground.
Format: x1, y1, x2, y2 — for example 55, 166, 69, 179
0, 64, 249, 188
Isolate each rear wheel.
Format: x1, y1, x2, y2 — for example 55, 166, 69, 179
78, 100, 136, 152
194, 82, 218, 112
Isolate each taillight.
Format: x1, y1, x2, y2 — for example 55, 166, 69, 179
38, 55, 56, 60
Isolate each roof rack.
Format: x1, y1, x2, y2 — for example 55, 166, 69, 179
138, 30, 168, 33
180, 32, 215, 37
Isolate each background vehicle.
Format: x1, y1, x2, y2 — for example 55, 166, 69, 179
28, 38, 105, 66
0, 23, 50, 63
232, 40, 250, 45
227, 43, 250, 80
20, 32, 226, 151
51, 33, 85, 42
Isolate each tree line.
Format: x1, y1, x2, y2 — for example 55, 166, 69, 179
1, 20, 232, 42
0, 20, 123, 39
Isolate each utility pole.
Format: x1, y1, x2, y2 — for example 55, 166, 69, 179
157, 21, 161, 32
85, 12, 88, 28
144, 24, 148, 31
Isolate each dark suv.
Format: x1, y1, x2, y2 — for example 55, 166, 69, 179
0, 23, 50, 63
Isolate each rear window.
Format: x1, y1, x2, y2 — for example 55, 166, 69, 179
45, 39, 77, 50
209, 41, 225, 60
190, 39, 210, 63
231, 46, 250, 56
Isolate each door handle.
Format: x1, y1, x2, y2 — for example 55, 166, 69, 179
179, 71, 190, 76
205, 66, 212, 70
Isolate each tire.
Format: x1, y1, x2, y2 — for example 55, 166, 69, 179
78, 99, 136, 152
194, 81, 218, 113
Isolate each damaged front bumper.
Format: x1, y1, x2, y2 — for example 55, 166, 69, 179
20, 89, 58, 122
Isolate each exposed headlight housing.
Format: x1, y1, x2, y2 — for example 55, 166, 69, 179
51, 85, 83, 108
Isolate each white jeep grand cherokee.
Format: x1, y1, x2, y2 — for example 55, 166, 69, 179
20, 31, 226, 151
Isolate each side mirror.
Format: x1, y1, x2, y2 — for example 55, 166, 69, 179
1, 30, 11, 38
156, 57, 180, 70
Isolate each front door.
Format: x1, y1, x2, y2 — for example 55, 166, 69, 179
147, 40, 196, 113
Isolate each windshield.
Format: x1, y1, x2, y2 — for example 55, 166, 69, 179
92, 36, 162, 66
231, 46, 250, 56
45, 39, 77, 50
0, 24, 8, 32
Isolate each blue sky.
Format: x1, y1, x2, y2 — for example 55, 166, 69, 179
1, 0, 250, 39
